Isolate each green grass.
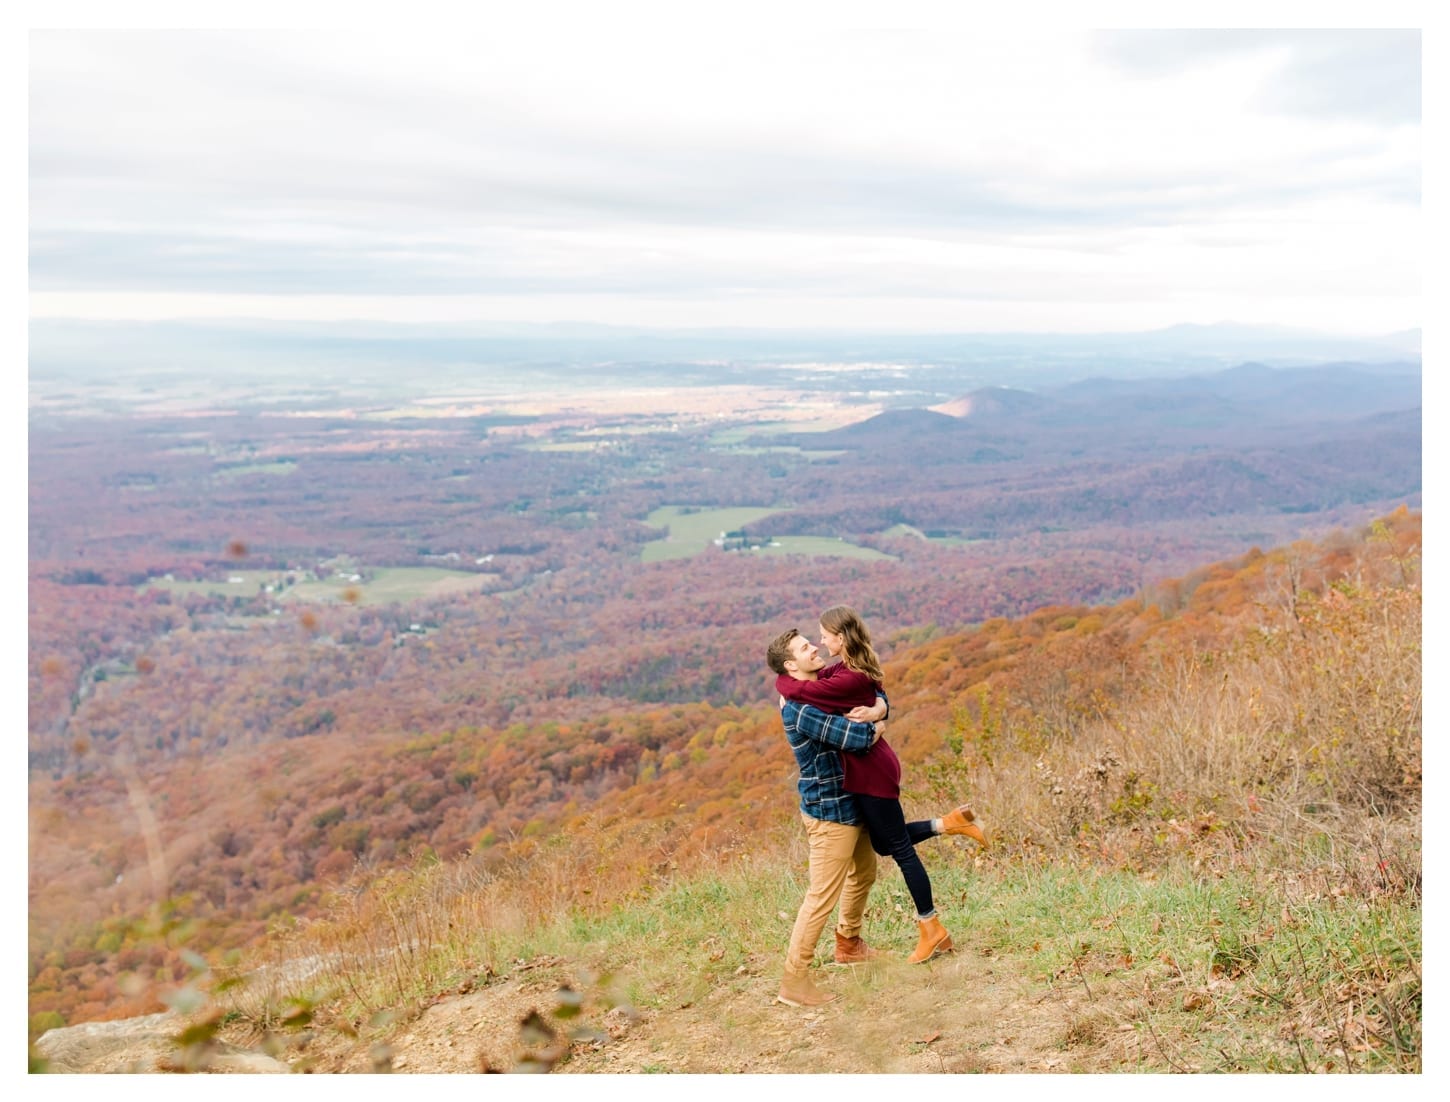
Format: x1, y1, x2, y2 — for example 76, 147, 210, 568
139, 567, 495, 605
225, 841, 1418, 1073
708, 419, 853, 445
282, 568, 494, 606
648, 856, 1414, 1070
935, 860, 1421, 1073
641, 507, 894, 563
641, 506, 784, 562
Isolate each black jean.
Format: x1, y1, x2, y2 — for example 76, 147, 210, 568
853, 793, 935, 918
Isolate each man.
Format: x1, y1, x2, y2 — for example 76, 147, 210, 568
766, 627, 889, 1007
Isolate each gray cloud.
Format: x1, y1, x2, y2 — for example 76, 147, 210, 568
27, 29, 1421, 332
29, 130, 1415, 300
32, 29, 1414, 235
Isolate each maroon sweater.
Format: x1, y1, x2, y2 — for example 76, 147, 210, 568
776, 663, 901, 799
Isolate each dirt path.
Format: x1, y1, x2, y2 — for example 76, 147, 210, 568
35, 945, 1145, 1074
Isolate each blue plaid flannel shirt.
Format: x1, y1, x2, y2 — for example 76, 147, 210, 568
780, 697, 886, 825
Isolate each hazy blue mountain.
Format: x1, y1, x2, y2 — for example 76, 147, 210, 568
29, 318, 1420, 393
779, 363, 1421, 494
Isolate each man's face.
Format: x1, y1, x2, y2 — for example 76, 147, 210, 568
786, 633, 825, 675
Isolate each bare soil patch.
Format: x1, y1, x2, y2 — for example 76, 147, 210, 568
37, 947, 1144, 1074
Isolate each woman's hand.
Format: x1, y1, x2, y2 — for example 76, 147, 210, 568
847, 698, 888, 723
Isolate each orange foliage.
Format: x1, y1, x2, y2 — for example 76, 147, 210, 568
29, 509, 1421, 1026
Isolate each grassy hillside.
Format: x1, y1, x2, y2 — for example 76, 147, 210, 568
30, 509, 1420, 1072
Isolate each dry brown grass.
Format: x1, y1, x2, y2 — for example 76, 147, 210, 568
920, 538, 1420, 883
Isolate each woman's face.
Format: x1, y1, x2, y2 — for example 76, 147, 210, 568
818, 623, 845, 657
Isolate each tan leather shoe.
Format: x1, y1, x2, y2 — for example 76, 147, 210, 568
941, 805, 988, 846
907, 916, 954, 964
833, 931, 881, 964
776, 971, 838, 1007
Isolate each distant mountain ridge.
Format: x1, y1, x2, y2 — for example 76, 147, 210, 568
770, 360, 1419, 531
29, 318, 1421, 386
853, 360, 1421, 439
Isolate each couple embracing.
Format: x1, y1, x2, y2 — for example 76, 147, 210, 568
767, 605, 988, 1008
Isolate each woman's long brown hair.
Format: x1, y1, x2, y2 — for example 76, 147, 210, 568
819, 605, 884, 683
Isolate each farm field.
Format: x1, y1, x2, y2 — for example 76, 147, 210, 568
641, 505, 785, 561
642, 506, 895, 562
139, 567, 496, 605
708, 416, 863, 445
281, 567, 498, 605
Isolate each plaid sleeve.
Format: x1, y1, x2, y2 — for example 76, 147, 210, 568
790, 702, 876, 752
780, 704, 860, 825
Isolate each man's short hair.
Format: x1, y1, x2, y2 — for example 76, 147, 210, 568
766, 628, 801, 675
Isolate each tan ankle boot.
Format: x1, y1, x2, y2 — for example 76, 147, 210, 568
907, 916, 954, 964
776, 971, 838, 1007
940, 805, 988, 846
833, 931, 880, 965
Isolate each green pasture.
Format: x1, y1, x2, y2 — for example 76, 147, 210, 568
708, 418, 852, 445
140, 567, 493, 606
642, 506, 894, 563
642, 506, 783, 562
282, 568, 494, 606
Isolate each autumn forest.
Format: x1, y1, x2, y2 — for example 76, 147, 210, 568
26, 350, 1421, 1029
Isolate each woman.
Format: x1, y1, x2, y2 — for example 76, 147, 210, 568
775, 604, 987, 963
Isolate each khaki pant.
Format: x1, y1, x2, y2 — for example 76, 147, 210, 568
783, 813, 878, 978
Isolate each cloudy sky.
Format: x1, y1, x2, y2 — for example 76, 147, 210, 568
28, 23, 1423, 335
